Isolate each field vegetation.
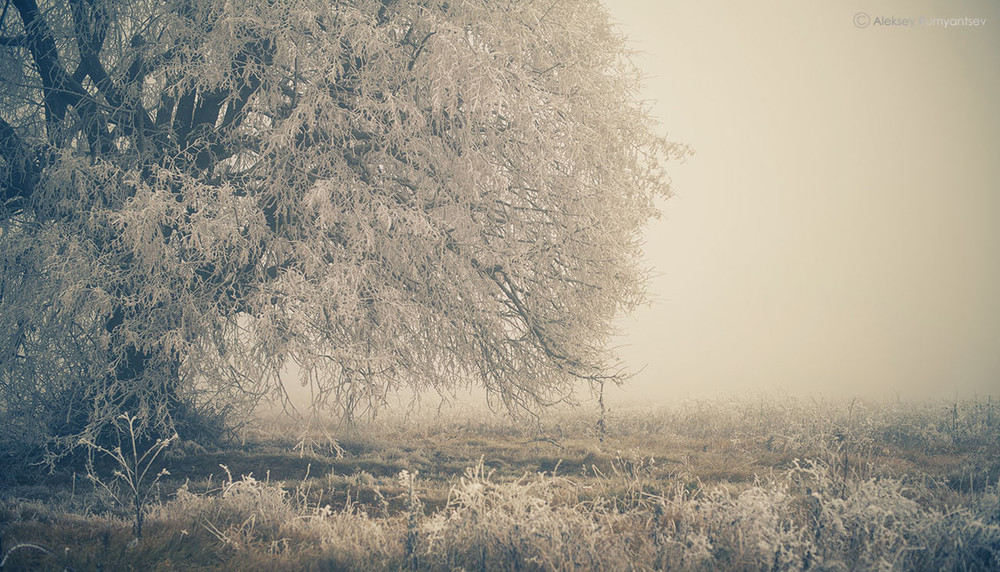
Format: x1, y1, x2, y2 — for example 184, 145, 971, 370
1, 394, 998, 570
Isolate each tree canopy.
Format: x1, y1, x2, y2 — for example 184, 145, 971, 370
0, 0, 681, 456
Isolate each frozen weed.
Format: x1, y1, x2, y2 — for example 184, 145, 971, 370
80, 413, 176, 538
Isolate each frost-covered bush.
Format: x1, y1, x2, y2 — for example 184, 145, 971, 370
155, 467, 296, 547
152, 467, 404, 568
418, 459, 634, 571
649, 459, 1000, 571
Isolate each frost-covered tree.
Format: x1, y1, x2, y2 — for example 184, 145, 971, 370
0, 0, 680, 452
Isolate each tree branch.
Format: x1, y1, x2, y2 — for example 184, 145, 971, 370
0, 113, 38, 208
12, 0, 87, 121
0, 34, 26, 47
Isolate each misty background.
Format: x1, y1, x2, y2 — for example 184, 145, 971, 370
605, 0, 1000, 402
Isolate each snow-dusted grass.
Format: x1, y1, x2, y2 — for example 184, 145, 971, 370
2, 396, 998, 570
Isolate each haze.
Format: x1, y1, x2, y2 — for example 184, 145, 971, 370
606, 0, 1000, 402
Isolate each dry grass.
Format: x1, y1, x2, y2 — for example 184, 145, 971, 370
1, 395, 998, 570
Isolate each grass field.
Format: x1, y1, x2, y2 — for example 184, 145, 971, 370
1, 395, 998, 570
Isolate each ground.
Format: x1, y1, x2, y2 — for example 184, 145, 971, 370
1, 395, 998, 570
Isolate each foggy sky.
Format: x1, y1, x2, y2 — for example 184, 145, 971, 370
605, 0, 1000, 401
